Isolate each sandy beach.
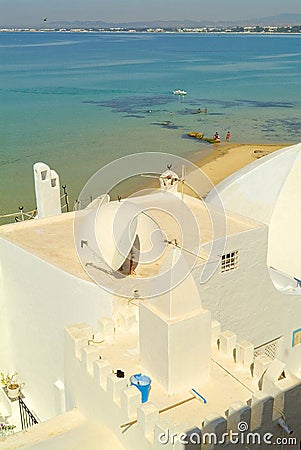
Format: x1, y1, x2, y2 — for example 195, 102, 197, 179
195, 142, 290, 185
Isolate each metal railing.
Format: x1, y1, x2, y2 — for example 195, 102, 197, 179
61, 185, 69, 212
0, 185, 70, 224
0, 207, 37, 222
18, 397, 39, 430
73, 195, 94, 210
14, 207, 38, 222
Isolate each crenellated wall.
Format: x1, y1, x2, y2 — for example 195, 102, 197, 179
194, 225, 301, 377
1, 315, 300, 449
64, 318, 160, 450
61, 317, 301, 449
208, 321, 301, 449
0, 236, 113, 421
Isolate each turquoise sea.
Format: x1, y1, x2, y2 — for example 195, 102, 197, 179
0, 32, 301, 217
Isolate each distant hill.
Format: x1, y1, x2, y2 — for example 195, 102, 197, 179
243, 13, 301, 26
2, 13, 301, 29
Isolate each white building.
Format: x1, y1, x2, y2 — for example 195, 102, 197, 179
0, 145, 301, 448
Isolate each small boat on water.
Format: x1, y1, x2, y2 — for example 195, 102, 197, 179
187, 132, 220, 144
173, 89, 187, 95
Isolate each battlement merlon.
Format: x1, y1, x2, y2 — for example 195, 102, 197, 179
63, 318, 301, 446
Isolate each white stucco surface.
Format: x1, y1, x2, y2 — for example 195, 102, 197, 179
64, 324, 254, 445
206, 142, 301, 278
0, 408, 124, 450
0, 212, 89, 280
63, 322, 301, 449
1, 166, 301, 438
194, 226, 301, 376
34, 162, 61, 219
0, 233, 113, 420
268, 149, 301, 278
206, 143, 300, 224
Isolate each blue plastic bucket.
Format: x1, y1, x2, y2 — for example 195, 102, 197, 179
130, 373, 151, 403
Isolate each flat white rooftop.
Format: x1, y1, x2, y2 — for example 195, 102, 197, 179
0, 194, 262, 282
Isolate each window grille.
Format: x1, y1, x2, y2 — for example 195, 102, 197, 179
254, 337, 282, 361
221, 250, 239, 273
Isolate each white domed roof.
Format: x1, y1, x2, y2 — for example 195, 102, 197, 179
206, 142, 301, 278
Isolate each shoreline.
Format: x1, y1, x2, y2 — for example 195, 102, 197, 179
194, 142, 291, 186
0, 141, 294, 226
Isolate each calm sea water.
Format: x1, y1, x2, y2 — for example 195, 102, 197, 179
0, 32, 301, 216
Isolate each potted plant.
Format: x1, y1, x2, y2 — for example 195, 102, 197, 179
0, 372, 24, 399
0, 423, 16, 440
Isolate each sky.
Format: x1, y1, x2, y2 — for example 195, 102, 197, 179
1, 0, 301, 26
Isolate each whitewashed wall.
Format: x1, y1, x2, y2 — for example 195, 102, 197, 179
194, 226, 301, 375
0, 237, 113, 420
206, 143, 301, 280
1, 218, 301, 424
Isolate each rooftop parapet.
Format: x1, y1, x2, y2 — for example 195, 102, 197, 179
63, 318, 301, 448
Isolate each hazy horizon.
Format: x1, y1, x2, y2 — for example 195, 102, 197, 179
1, 0, 301, 27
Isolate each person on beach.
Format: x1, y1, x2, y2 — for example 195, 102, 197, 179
204, 107, 208, 114
197, 108, 201, 113
226, 131, 231, 142
213, 132, 220, 141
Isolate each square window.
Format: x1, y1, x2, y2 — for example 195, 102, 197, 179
221, 250, 239, 273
